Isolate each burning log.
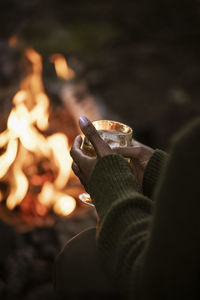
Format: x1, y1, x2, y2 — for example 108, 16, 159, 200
60, 82, 102, 132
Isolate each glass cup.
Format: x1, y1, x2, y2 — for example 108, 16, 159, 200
79, 120, 133, 207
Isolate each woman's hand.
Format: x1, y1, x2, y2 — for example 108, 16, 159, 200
70, 116, 154, 190
70, 116, 113, 191
114, 141, 154, 187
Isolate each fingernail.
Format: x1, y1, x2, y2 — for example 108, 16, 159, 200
79, 116, 89, 127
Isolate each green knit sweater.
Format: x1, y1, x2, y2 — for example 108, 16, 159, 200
89, 117, 200, 300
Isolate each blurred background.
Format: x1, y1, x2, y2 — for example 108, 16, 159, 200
1, 0, 200, 148
0, 0, 200, 299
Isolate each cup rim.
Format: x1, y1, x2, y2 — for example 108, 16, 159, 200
92, 119, 133, 135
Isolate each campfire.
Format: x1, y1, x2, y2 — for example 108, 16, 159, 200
0, 47, 80, 223
0, 40, 99, 300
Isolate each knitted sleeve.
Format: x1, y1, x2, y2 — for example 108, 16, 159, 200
141, 117, 200, 298
89, 117, 200, 299
142, 149, 167, 198
89, 154, 152, 298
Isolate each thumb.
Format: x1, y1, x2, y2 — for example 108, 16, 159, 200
79, 116, 113, 157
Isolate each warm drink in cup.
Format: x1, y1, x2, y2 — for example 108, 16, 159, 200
79, 120, 133, 207
81, 120, 133, 157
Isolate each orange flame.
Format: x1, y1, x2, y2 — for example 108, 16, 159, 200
0, 48, 76, 216
8, 35, 19, 47
38, 182, 76, 216
50, 54, 75, 80
53, 195, 76, 216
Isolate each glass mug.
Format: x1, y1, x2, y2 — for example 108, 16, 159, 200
79, 120, 133, 207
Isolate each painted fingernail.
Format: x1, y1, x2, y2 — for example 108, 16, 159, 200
79, 116, 89, 127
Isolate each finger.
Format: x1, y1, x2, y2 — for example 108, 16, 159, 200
72, 162, 87, 189
113, 146, 141, 158
72, 162, 80, 177
79, 116, 112, 157
70, 135, 84, 163
70, 136, 95, 173
72, 135, 82, 149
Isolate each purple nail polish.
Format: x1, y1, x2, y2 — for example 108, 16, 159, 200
79, 116, 89, 126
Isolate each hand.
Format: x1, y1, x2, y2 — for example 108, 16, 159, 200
114, 141, 154, 187
70, 116, 113, 191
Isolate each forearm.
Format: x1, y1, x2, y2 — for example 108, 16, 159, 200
89, 154, 152, 298
142, 149, 167, 198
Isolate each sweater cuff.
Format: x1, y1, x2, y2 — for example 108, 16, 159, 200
89, 154, 140, 219
142, 149, 167, 198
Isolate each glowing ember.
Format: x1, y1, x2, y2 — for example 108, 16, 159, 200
50, 54, 75, 80
0, 47, 76, 217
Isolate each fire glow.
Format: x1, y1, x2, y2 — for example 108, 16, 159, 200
50, 54, 75, 80
0, 48, 76, 217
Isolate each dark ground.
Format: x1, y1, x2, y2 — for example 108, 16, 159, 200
0, 1, 200, 299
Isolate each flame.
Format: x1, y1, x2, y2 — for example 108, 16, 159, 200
38, 182, 76, 216
50, 54, 75, 80
53, 195, 76, 216
7, 150, 29, 210
0, 47, 76, 217
0, 139, 18, 178
31, 93, 49, 130
8, 35, 19, 47
38, 182, 55, 207
47, 134, 72, 189
25, 48, 43, 73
